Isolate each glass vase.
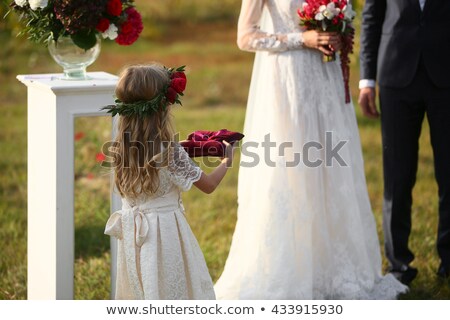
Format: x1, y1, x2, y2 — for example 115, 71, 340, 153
48, 35, 101, 80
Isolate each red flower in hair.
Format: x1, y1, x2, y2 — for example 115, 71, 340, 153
166, 87, 178, 104
107, 0, 122, 17
171, 71, 186, 80
171, 78, 187, 94
96, 18, 110, 33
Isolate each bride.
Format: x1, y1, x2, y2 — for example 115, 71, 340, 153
214, 0, 407, 299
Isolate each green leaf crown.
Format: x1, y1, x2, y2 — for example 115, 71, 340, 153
102, 66, 186, 118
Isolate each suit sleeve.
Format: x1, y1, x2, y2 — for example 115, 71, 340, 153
360, 0, 386, 81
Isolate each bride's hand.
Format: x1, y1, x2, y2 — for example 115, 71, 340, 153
302, 30, 341, 56
331, 35, 343, 52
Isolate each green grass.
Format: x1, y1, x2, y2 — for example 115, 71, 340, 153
0, 1, 449, 299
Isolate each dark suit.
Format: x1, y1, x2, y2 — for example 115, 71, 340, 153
360, 0, 450, 274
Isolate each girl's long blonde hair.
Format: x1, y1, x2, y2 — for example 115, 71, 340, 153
113, 64, 175, 199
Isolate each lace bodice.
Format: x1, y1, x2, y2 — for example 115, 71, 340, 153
124, 143, 202, 206
237, 0, 305, 52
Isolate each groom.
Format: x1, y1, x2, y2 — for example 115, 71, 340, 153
359, 0, 450, 285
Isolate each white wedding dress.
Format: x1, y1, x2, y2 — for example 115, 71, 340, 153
214, 0, 408, 299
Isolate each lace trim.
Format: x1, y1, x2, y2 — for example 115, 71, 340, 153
167, 143, 202, 191
286, 32, 304, 49
248, 31, 304, 52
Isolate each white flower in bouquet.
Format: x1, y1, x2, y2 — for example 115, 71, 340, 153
315, 3, 341, 21
102, 24, 118, 40
342, 4, 356, 21
28, 0, 48, 10
315, 5, 326, 21
323, 2, 341, 20
14, 0, 28, 7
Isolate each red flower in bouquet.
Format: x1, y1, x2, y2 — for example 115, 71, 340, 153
298, 0, 356, 103
298, 0, 355, 32
115, 7, 143, 46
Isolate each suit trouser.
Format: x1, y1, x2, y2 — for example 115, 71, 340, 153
379, 59, 450, 271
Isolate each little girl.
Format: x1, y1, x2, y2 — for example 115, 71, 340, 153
104, 63, 235, 299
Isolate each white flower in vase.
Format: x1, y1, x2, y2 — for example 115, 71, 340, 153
14, 0, 28, 7
102, 24, 119, 40
28, 0, 48, 10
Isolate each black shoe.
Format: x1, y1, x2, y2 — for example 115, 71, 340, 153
388, 267, 418, 286
437, 264, 450, 279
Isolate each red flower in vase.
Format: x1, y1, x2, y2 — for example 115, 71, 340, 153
107, 0, 123, 17
115, 7, 143, 46
96, 18, 110, 33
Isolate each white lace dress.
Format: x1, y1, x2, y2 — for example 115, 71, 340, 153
214, 0, 408, 299
105, 144, 215, 300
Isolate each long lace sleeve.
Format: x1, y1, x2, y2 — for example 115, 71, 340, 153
167, 143, 202, 192
237, 0, 303, 52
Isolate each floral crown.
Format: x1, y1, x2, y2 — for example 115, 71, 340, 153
102, 66, 187, 117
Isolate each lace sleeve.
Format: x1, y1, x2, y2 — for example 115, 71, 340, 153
167, 143, 203, 192
237, 0, 303, 52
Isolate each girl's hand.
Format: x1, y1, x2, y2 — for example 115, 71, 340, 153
302, 30, 341, 55
194, 141, 238, 194
222, 141, 237, 167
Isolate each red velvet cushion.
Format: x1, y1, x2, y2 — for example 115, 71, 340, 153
179, 129, 244, 157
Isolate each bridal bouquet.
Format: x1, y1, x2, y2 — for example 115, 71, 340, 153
298, 0, 356, 103
7, 0, 143, 50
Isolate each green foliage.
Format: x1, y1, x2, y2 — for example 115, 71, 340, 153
70, 30, 98, 51
5, 0, 64, 45
102, 66, 186, 118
